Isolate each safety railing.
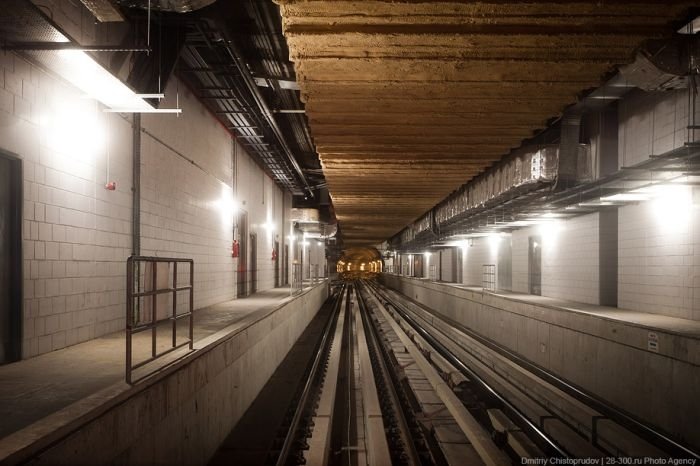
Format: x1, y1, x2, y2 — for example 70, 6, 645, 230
126, 256, 194, 384
482, 264, 496, 292
291, 263, 303, 295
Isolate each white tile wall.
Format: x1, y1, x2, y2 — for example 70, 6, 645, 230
619, 88, 700, 167
511, 232, 529, 293
461, 237, 498, 286
540, 214, 600, 305
617, 89, 700, 320
509, 214, 601, 305
1, 52, 132, 358
1, 52, 295, 358
618, 188, 699, 320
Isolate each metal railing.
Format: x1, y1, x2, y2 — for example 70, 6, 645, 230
290, 263, 303, 295
126, 256, 194, 384
482, 264, 496, 292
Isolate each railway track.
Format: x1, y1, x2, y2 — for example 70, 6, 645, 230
362, 280, 700, 462
246, 279, 699, 466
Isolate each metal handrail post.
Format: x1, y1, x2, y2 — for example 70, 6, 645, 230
126, 256, 134, 384
151, 262, 157, 358
172, 261, 178, 348
189, 262, 194, 349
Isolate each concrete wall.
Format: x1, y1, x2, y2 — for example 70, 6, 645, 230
615, 89, 700, 321
389, 89, 700, 320
0, 282, 328, 465
618, 187, 700, 321
512, 214, 601, 305
618, 89, 698, 168
380, 275, 700, 450
303, 238, 327, 279
461, 237, 498, 286
0, 51, 295, 358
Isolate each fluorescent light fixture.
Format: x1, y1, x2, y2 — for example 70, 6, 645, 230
58, 50, 154, 111
104, 108, 182, 113
601, 193, 652, 202
578, 201, 614, 207
136, 94, 165, 99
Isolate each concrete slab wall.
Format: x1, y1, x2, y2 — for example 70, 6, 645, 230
618, 187, 700, 321
616, 89, 700, 321
540, 214, 600, 304
0, 50, 297, 359
618, 89, 698, 168
380, 274, 700, 450
0, 282, 328, 465
461, 236, 498, 286
457, 213, 600, 304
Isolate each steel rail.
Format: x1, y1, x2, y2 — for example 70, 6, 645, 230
373, 283, 700, 460
366, 281, 569, 458
355, 285, 422, 466
275, 285, 344, 466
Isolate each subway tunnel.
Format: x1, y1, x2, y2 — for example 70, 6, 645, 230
0, 0, 699, 464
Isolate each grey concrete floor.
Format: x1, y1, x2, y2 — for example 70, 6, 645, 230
451, 284, 700, 337
0, 287, 298, 439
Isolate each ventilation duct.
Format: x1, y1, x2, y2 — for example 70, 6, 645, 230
556, 114, 582, 190
290, 208, 320, 223
394, 144, 592, 246
620, 35, 700, 91
434, 146, 570, 226
78, 0, 125, 22
116, 0, 215, 13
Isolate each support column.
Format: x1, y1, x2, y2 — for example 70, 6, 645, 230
132, 113, 141, 256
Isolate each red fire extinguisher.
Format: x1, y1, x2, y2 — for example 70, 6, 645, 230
271, 248, 277, 261
232, 239, 239, 258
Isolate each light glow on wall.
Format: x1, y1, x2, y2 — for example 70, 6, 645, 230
214, 187, 238, 226
538, 219, 562, 244
650, 185, 692, 232
41, 102, 106, 160
488, 232, 502, 255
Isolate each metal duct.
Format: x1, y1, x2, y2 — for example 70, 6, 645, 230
620, 34, 700, 91
116, 0, 215, 13
556, 113, 582, 190
395, 143, 592, 247
433, 146, 563, 225
79, 0, 125, 22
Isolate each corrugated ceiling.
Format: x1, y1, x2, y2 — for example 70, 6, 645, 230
277, 1, 696, 246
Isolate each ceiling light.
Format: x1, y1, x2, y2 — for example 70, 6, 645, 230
58, 50, 154, 111
601, 193, 652, 202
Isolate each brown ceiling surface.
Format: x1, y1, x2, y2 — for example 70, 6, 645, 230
276, 1, 695, 246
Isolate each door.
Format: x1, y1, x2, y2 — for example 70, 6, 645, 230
497, 237, 512, 291
528, 236, 542, 296
0, 153, 22, 363
250, 233, 257, 294
413, 254, 423, 278
274, 240, 280, 288
236, 211, 248, 298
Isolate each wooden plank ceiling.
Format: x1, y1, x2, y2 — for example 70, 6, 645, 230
276, 1, 695, 246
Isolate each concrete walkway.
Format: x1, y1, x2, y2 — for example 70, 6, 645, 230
0, 287, 299, 439
450, 283, 700, 338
